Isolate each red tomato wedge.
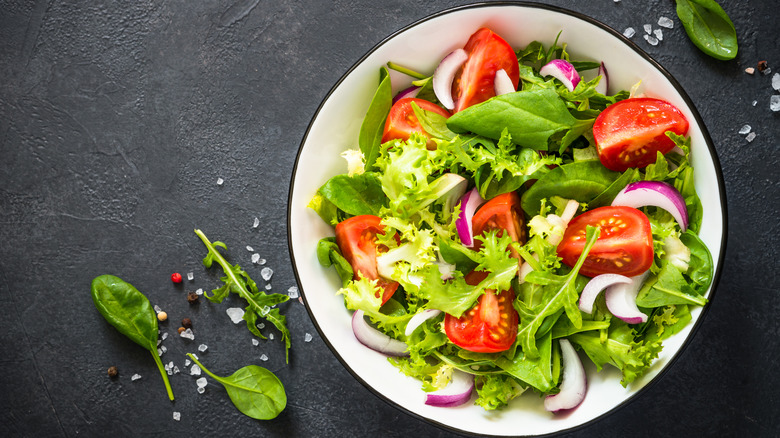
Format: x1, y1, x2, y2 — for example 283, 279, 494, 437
557, 206, 653, 278
472, 191, 526, 260
444, 271, 519, 353
335, 215, 399, 304
381, 97, 450, 149
451, 28, 520, 113
593, 97, 689, 172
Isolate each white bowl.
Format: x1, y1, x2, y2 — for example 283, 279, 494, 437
288, 3, 726, 436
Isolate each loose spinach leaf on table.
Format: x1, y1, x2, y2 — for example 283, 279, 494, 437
187, 354, 286, 420
359, 66, 393, 170
91, 274, 174, 401
194, 229, 292, 362
675, 0, 738, 60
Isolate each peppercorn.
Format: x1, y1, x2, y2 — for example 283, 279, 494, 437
758, 60, 768, 72
177, 326, 186, 334
171, 272, 183, 283
157, 311, 168, 322
181, 318, 192, 329
107, 366, 118, 378
187, 292, 199, 304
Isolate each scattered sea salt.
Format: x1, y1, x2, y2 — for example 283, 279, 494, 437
226, 307, 245, 324
162, 332, 169, 340
195, 288, 203, 295
643, 34, 659, 46
257, 258, 266, 265
643, 24, 652, 34
269, 333, 274, 341
252, 339, 259, 346
173, 412, 181, 421
196, 377, 208, 388
185, 359, 191, 367
745, 67, 755, 75
261, 267, 273, 281
287, 286, 299, 299
160, 345, 167, 353
216, 177, 224, 186
738, 125, 752, 135
623, 27, 636, 38
157, 348, 163, 356
252, 217, 260, 228
246, 245, 254, 252
257, 323, 265, 329
197, 344, 208, 353
771, 95, 780, 112
265, 284, 272, 290
653, 28, 664, 41
191, 353, 198, 360
772, 73, 780, 90
131, 374, 142, 381
762, 67, 772, 76
251, 253, 261, 264
260, 354, 268, 361
157, 339, 162, 346
190, 364, 202, 376
180, 328, 195, 340
746, 132, 757, 142
304, 333, 313, 343
197, 386, 206, 394
154, 305, 162, 313
173, 366, 180, 374
187, 272, 194, 281
658, 16, 674, 28
752, 100, 758, 106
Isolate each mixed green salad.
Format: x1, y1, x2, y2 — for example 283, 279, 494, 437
308, 28, 713, 412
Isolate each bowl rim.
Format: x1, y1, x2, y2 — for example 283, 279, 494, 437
287, 2, 728, 436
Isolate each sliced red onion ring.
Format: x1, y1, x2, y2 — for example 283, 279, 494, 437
611, 181, 689, 231
454, 188, 486, 247
539, 59, 581, 92
594, 62, 609, 95
493, 68, 515, 95
432, 49, 468, 110
544, 339, 586, 413
352, 310, 408, 356
404, 309, 442, 337
392, 85, 420, 104
579, 274, 632, 314
425, 369, 475, 407
605, 272, 649, 324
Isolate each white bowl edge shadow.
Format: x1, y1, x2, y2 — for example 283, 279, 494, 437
288, 3, 726, 436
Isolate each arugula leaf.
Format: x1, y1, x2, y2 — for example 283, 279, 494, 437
317, 172, 387, 217
195, 229, 292, 362
675, 0, 738, 60
359, 67, 393, 169
635, 260, 708, 307
495, 331, 555, 392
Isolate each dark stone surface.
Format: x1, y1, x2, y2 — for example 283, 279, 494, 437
1, 1, 778, 437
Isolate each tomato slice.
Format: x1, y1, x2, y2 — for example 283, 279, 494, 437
593, 97, 689, 172
557, 206, 653, 277
334, 215, 399, 304
444, 271, 519, 353
452, 28, 520, 113
381, 97, 450, 149
471, 192, 526, 259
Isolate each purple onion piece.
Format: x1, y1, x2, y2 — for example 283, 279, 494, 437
594, 62, 609, 95
604, 272, 650, 324
493, 68, 515, 95
579, 274, 632, 314
432, 49, 468, 110
539, 59, 581, 92
404, 309, 442, 337
544, 339, 586, 413
454, 188, 486, 247
424, 369, 475, 407
392, 86, 421, 104
611, 181, 689, 231
352, 310, 408, 356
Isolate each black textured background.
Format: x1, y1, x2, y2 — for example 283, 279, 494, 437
1, 1, 778, 437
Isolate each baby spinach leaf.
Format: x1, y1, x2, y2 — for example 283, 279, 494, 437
636, 261, 708, 308
359, 67, 393, 170
446, 88, 577, 150
495, 331, 554, 392
91, 274, 174, 401
316, 237, 354, 286
187, 354, 286, 420
675, 0, 738, 60
679, 230, 714, 295
307, 192, 340, 226
195, 229, 292, 362
317, 172, 387, 217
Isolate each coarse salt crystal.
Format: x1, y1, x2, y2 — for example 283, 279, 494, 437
257, 258, 266, 265
745, 67, 755, 75
258, 323, 265, 329
658, 16, 674, 28
226, 307, 245, 324
623, 27, 636, 38
261, 267, 273, 281
131, 374, 142, 381
287, 286, 299, 299
304, 333, 313, 343
653, 28, 663, 41
195, 288, 203, 295
746, 132, 757, 142
772, 73, 780, 91
771, 95, 780, 111
162, 332, 169, 340
157, 339, 162, 346
191, 353, 198, 360
253, 217, 260, 228
173, 366, 180, 374
154, 305, 162, 313
180, 328, 195, 340
198, 344, 208, 352
752, 100, 758, 106
197, 386, 205, 394
157, 348, 163, 356
216, 177, 224, 185
160, 345, 167, 353
251, 253, 261, 264
252, 339, 259, 346
196, 377, 208, 388
643, 24, 652, 34
738, 125, 751, 134
762, 67, 772, 76
187, 272, 194, 281
269, 333, 274, 340
643, 34, 659, 46
173, 412, 181, 421
246, 245, 254, 252
190, 364, 202, 376
184, 359, 191, 366
265, 284, 272, 290
260, 354, 268, 361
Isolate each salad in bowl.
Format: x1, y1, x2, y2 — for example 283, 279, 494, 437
289, 4, 724, 436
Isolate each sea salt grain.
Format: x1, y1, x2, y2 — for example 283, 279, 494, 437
643, 34, 659, 46
623, 27, 635, 38
772, 73, 780, 90
196, 377, 208, 388
304, 333, 313, 343
197, 387, 206, 394
173, 412, 181, 421
746, 132, 757, 142
739, 125, 752, 134
269, 333, 274, 340
197, 344, 208, 353
752, 100, 758, 106
287, 286, 299, 299
160, 345, 167, 354
180, 328, 195, 340
253, 217, 260, 228
187, 272, 194, 281
265, 284, 272, 290
226, 307, 245, 324
173, 366, 180, 374
643, 24, 652, 34
216, 177, 224, 186
771, 95, 780, 112
162, 332, 169, 340
190, 364, 202, 376
260, 354, 269, 361
246, 245, 254, 252
653, 29, 664, 41
252, 339, 259, 346
257, 258, 266, 265
251, 253, 261, 264
131, 374, 142, 381
261, 267, 273, 281
154, 305, 162, 313
185, 359, 191, 367
658, 16, 674, 28
195, 288, 203, 295
745, 67, 755, 75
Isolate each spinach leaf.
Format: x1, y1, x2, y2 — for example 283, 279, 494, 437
317, 172, 387, 217
359, 67, 393, 169
675, 0, 738, 60
520, 160, 621, 216
446, 88, 577, 150
187, 354, 286, 420
679, 230, 714, 295
307, 192, 340, 226
635, 261, 708, 308
589, 168, 640, 209
195, 229, 292, 362
91, 274, 174, 401
316, 237, 354, 286
495, 331, 554, 392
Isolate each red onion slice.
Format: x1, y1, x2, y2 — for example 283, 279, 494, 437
594, 62, 609, 95
404, 309, 442, 337
425, 369, 474, 407
604, 272, 649, 324
432, 49, 468, 110
352, 310, 408, 356
454, 188, 486, 247
493, 68, 515, 95
392, 85, 420, 104
611, 181, 689, 231
539, 59, 581, 92
579, 273, 632, 314
544, 339, 586, 413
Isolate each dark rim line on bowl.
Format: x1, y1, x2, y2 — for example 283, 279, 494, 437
287, 2, 728, 437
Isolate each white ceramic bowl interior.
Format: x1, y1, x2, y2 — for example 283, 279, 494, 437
289, 3, 725, 436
